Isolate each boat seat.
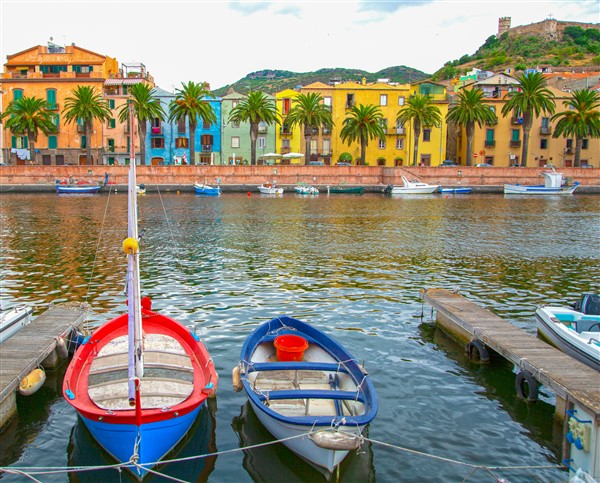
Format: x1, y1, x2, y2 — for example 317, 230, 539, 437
576, 318, 600, 333
247, 361, 350, 374
255, 388, 365, 402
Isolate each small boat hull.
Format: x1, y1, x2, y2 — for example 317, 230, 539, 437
439, 187, 472, 194
238, 315, 377, 475
535, 306, 600, 371
0, 305, 33, 343
56, 184, 102, 194
385, 176, 439, 195
327, 186, 364, 194
294, 186, 319, 195
504, 184, 579, 195
194, 183, 221, 196
258, 185, 284, 194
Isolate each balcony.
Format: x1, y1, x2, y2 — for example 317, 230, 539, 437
151, 126, 162, 135
540, 126, 552, 135
281, 147, 291, 154
47, 103, 59, 111
322, 127, 331, 135
202, 144, 213, 152
394, 127, 405, 135
280, 126, 291, 135
565, 147, 574, 155
511, 117, 523, 125
258, 126, 268, 134
484, 140, 496, 148
105, 145, 115, 153
510, 140, 521, 148
485, 118, 498, 126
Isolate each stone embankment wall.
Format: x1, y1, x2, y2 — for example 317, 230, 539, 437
1, 165, 599, 192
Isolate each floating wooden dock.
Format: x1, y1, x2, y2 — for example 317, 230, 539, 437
420, 288, 600, 479
0, 303, 89, 428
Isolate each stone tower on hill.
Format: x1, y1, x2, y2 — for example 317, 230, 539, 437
498, 17, 511, 37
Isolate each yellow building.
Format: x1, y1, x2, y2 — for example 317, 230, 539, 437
275, 88, 303, 164
452, 74, 600, 168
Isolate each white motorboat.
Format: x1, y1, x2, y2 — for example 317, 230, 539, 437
294, 185, 319, 195
385, 176, 440, 195
504, 169, 580, 195
535, 293, 600, 371
0, 305, 33, 343
258, 184, 284, 195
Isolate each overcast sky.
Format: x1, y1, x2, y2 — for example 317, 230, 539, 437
1, 1, 597, 92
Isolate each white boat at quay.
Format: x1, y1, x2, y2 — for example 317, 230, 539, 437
504, 169, 580, 195
385, 176, 440, 195
535, 293, 600, 371
0, 305, 33, 343
294, 185, 319, 195
258, 184, 284, 195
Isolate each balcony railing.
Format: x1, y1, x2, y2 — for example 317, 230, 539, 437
540, 126, 552, 135
151, 126, 162, 135
280, 127, 291, 135
485, 118, 498, 126
511, 117, 522, 125
202, 144, 213, 152
47, 103, 59, 111
394, 127, 405, 135
484, 140, 496, 147
510, 140, 521, 148
258, 126, 267, 133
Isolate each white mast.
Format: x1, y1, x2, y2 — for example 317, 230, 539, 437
126, 100, 143, 405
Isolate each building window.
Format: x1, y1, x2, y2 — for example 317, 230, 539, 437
282, 98, 291, 114
396, 138, 404, 150
282, 139, 291, 150
420, 154, 431, 166
13, 89, 23, 101
379, 118, 388, 130
582, 139, 589, 149
540, 139, 548, 149
511, 129, 520, 141
323, 97, 332, 108
46, 89, 57, 109
380, 94, 387, 106
398, 96, 405, 106
109, 99, 115, 109
48, 135, 57, 149
151, 137, 164, 148
232, 100, 239, 108
177, 118, 186, 134
175, 137, 188, 148
202, 121, 211, 129
108, 118, 116, 129
257, 136, 266, 149
107, 139, 115, 152
322, 139, 331, 154
122, 85, 128, 95
232, 120, 240, 128
81, 136, 86, 148
310, 139, 317, 155
423, 129, 431, 142
231, 136, 240, 148
378, 139, 386, 149
201, 134, 213, 146
346, 93, 355, 108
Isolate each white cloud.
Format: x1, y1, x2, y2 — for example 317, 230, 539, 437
0, 0, 597, 91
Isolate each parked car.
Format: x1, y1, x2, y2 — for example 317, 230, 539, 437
336, 161, 351, 166
440, 160, 457, 167
475, 163, 493, 167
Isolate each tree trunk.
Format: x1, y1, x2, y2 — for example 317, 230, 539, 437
360, 134, 367, 166
574, 137, 583, 167
27, 129, 37, 164
520, 112, 533, 167
413, 121, 421, 166
465, 122, 474, 166
138, 122, 146, 165
250, 122, 258, 165
85, 120, 93, 165
189, 118, 197, 165
304, 123, 311, 164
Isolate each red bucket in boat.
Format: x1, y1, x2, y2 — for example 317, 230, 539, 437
274, 334, 309, 361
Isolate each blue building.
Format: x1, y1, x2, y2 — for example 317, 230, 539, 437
145, 87, 222, 165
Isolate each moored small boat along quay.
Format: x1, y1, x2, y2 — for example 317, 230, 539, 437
1, 165, 600, 193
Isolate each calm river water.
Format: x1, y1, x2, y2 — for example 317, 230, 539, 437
0, 191, 599, 482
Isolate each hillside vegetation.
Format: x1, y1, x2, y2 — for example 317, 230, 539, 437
432, 25, 600, 80
211, 66, 430, 96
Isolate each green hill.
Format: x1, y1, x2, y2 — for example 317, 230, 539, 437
211, 66, 430, 96
431, 23, 600, 81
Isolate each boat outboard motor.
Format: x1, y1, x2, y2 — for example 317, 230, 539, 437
573, 293, 600, 315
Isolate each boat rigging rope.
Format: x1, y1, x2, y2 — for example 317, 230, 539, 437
1, 428, 567, 481
84, 185, 114, 304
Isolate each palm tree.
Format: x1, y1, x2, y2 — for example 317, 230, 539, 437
446, 88, 497, 166
168, 81, 216, 165
339, 104, 386, 165
229, 91, 279, 165
118, 83, 165, 165
396, 94, 442, 166
501, 72, 555, 167
62, 85, 112, 165
284, 93, 333, 163
1, 96, 55, 164
551, 89, 600, 167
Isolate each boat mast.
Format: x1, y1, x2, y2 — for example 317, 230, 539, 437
126, 100, 144, 405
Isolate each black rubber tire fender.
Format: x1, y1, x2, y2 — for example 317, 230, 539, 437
465, 339, 490, 363
515, 370, 539, 402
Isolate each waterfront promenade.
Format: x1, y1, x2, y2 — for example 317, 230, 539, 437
1, 165, 599, 193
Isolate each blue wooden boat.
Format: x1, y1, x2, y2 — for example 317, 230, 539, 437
439, 187, 472, 194
233, 315, 378, 476
56, 173, 108, 194
194, 182, 221, 196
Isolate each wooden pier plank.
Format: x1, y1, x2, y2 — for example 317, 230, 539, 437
421, 288, 600, 416
0, 304, 89, 402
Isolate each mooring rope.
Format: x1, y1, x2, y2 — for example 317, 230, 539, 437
1, 428, 567, 481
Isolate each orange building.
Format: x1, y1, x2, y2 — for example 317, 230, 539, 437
1, 41, 124, 165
